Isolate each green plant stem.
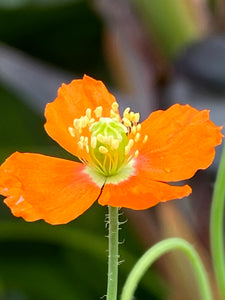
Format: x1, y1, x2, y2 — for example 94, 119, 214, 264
121, 238, 212, 300
107, 206, 119, 300
210, 142, 225, 298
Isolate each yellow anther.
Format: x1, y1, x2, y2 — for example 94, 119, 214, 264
123, 107, 130, 118
86, 108, 92, 119
135, 132, 140, 142
125, 139, 134, 155
97, 133, 106, 144
136, 124, 141, 132
80, 136, 85, 142
129, 111, 135, 121
73, 119, 80, 129
68, 127, 75, 137
88, 118, 95, 125
112, 114, 120, 122
85, 145, 89, 153
110, 110, 119, 119
78, 128, 82, 134
99, 146, 108, 154
78, 141, 84, 150
94, 106, 103, 118
112, 102, 119, 112
131, 126, 137, 135
111, 139, 120, 150
128, 139, 134, 148
84, 136, 89, 145
81, 116, 89, 128
123, 117, 131, 127
134, 113, 140, 123
143, 135, 148, 144
134, 150, 139, 158
79, 116, 84, 127
91, 136, 97, 148
125, 146, 130, 155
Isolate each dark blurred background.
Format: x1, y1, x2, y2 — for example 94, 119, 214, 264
0, 0, 224, 299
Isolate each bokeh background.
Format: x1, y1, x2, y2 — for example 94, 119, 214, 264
0, 0, 224, 299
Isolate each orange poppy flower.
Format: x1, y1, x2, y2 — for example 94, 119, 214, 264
0, 75, 223, 225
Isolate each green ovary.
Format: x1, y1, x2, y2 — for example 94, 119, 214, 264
89, 118, 128, 176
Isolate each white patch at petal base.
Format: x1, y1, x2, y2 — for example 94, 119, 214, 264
83, 159, 136, 187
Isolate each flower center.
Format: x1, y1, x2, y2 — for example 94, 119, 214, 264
68, 102, 148, 186
89, 117, 128, 176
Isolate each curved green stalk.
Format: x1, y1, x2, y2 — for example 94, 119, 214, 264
121, 238, 212, 300
210, 142, 225, 298
107, 206, 119, 300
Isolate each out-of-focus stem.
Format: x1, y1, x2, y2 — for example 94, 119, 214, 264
131, 0, 201, 57
210, 142, 225, 299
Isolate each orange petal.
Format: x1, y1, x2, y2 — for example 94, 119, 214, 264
98, 157, 191, 209
44, 75, 117, 159
139, 104, 223, 182
0, 152, 100, 225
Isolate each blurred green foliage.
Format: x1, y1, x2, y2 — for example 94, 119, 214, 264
0, 86, 48, 158
132, 0, 201, 58
0, 1, 108, 78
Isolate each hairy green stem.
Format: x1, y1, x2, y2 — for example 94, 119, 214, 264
210, 142, 225, 298
107, 206, 119, 300
121, 238, 212, 300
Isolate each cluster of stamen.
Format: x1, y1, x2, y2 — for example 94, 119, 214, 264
68, 101, 148, 177
121, 106, 148, 158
